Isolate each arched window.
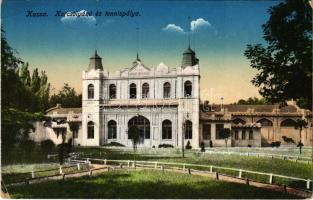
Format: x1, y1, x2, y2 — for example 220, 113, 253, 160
129, 83, 137, 99
242, 130, 246, 140
109, 84, 116, 99
233, 118, 246, 125
249, 130, 253, 140
280, 119, 296, 127
185, 120, 192, 139
87, 121, 94, 139
163, 82, 171, 98
184, 81, 192, 98
108, 120, 117, 139
256, 118, 273, 127
88, 84, 94, 99
128, 116, 150, 141
162, 120, 172, 139
142, 83, 149, 99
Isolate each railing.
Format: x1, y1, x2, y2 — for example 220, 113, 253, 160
3, 162, 91, 185
73, 157, 313, 192
202, 150, 312, 162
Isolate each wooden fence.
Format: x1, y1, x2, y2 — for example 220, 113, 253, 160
203, 150, 312, 163
72, 157, 312, 192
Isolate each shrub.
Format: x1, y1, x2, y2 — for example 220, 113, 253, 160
297, 142, 304, 147
158, 144, 174, 148
209, 140, 213, 148
104, 142, 125, 147
185, 141, 192, 149
19, 140, 36, 152
282, 136, 295, 144
247, 144, 252, 148
271, 141, 281, 147
200, 142, 205, 152
40, 139, 55, 153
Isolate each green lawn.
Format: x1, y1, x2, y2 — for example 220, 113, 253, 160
8, 170, 300, 199
77, 147, 313, 180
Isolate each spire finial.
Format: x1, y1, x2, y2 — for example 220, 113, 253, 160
136, 52, 140, 61
188, 16, 191, 49
95, 50, 98, 56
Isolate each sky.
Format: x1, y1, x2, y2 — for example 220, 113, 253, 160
2, 0, 281, 103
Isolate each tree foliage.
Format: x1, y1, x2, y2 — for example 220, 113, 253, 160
128, 125, 140, 151
294, 119, 308, 154
244, 0, 312, 109
49, 83, 82, 108
1, 28, 45, 151
235, 97, 269, 105
219, 128, 232, 148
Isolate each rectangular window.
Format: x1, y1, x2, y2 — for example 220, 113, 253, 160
234, 130, 239, 140
215, 124, 224, 139
242, 130, 246, 140
203, 124, 211, 140
73, 131, 78, 139
249, 130, 254, 140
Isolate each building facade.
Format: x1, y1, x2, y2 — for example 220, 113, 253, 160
81, 48, 200, 148
34, 48, 312, 148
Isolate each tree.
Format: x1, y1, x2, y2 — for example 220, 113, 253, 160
294, 119, 308, 154
219, 128, 232, 148
244, 0, 312, 109
1, 27, 45, 151
128, 125, 140, 151
49, 83, 82, 108
235, 97, 269, 105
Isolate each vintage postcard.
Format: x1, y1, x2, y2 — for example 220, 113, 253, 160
1, 0, 312, 199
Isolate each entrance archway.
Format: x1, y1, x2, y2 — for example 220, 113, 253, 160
128, 115, 150, 144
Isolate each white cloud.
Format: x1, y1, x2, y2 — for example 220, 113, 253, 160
162, 24, 185, 33
61, 10, 96, 25
190, 18, 211, 31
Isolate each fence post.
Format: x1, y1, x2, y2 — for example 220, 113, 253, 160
269, 173, 273, 184
245, 178, 249, 185
59, 166, 63, 175
127, 160, 130, 168
31, 171, 35, 179
77, 163, 80, 170
210, 165, 213, 173
307, 179, 310, 190
215, 172, 219, 180
238, 169, 242, 178
283, 184, 287, 193
188, 168, 191, 175
104, 159, 107, 165
161, 165, 164, 172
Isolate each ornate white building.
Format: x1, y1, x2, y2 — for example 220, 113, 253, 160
34, 47, 312, 148
81, 47, 200, 148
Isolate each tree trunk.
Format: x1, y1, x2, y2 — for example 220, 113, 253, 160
299, 129, 302, 154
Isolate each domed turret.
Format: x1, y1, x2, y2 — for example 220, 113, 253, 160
88, 50, 103, 70
182, 45, 199, 68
